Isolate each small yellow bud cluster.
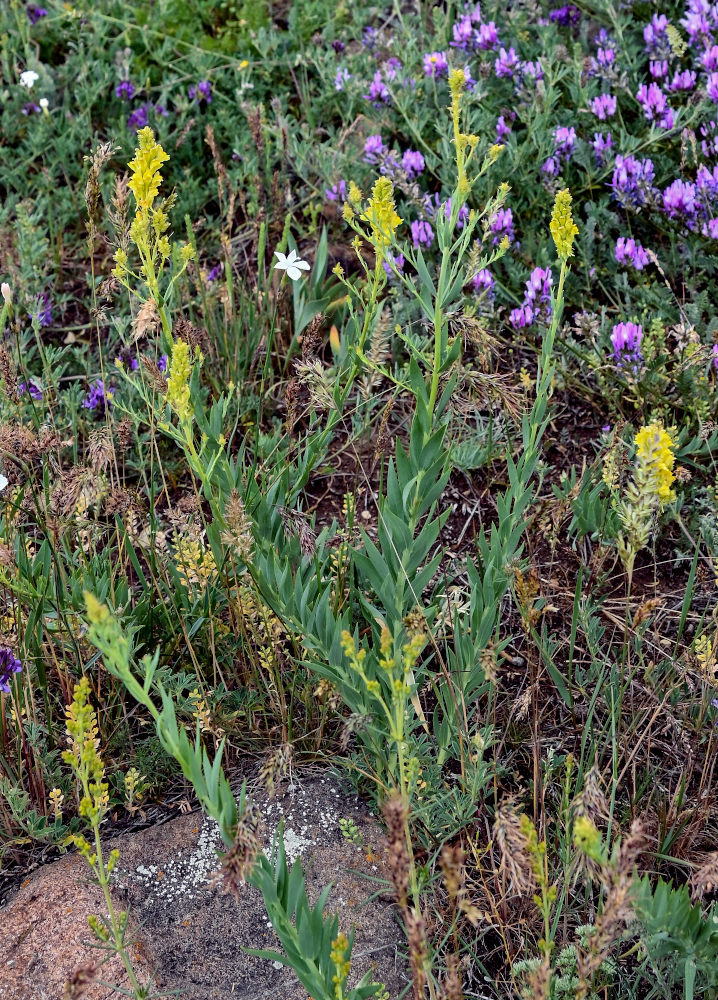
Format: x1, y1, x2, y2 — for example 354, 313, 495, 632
330, 932, 351, 999
128, 126, 169, 211
550, 188, 579, 261
165, 338, 193, 423
362, 177, 402, 250
634, 422, 675, 503
62, 677, 108, 826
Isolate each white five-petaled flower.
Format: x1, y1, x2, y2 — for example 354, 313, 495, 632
20, 70, 39, 89
0, 475, 8, 493
273, 248, 310, 281
39, 97, 49, 110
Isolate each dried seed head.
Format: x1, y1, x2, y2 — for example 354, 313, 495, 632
494, 799, 536, 895
0, 347, 19, 404
382, 792, 410, 908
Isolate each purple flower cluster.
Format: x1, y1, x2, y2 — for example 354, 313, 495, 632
127, 103, 168, 131
189, 80, 212, 103
26, 4, 48, 24
611, 154, 656, 207
592, 132, 613, 164
325, 180, 347, 202
550, 5, 580, 25
450, 9, 501, 51
489, 207, 515, 245
472, 268, 495, 298
29, 292, 52, 327
590, 93, 617, 120
19, 380, 43, 399
382, 252, 405, 279
423, 51, 449, 77
496, 115, 512, 141
611, 322, 643, 369
363, 134, 385, 163
115, 81, 134, 101
411, 220, 434, 248
510, 267, 553, 328
83, 379, 113, 411
334, 67, 351, 91
542, 126, 576, 176
494, 46, 519, 79
0, 648, 22, 694
615, 237, 651, 270
364, 70, 391, 104
636, 81, 675, 129
402, 149, 425, 177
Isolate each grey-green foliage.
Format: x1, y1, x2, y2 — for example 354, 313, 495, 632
247, 829, 383, 1000
633, 876, 718, 1000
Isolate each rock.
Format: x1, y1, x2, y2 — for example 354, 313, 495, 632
2, 774, 407, 999
0, 853, 153, 1000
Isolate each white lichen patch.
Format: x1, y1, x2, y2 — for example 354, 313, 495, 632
115, 781, 361, 904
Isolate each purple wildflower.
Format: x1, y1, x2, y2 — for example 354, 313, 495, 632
714, 344, 718, 370
411, 220, 434, 248
362, 26, 377, 49
363, 134, 385, 163
649, 60, 668, 79
476, 21, 500, 49
18, 380, 43, 399
115, 81, 134, 100
382, 252, 405, 279
615, 237, 651, 270
611, 154, 656, 207
83, 379, 113, 411
510, 267, 553, 328
21, 102, 41, 115
423, 51, 449, 77
703, 217, 718, 237
636, 82, 674, 128
364, 70, 390, 104
490, 207, 515, 245
402, 150, 425, 177
663, 178, 697, 217
521, 60, 543, 82
332, 40, 345, 53
643, 13, 669, 56
668, 69, 697, 92
158, 354, 169, 373
451, 14, 474, 49
590, 93, 617, 119
26, 5, 48, 25
384, 58, 402, 81
334, 67, 351, 91
127, 104, 149, 130
707, 73, 718, 102
592, 131, 613, 164
703, 44, 718, 70
494, 46, 519, 79
472, 268, 495, 298
496, 115, 511, 141
0, 648, 22, 694
550, 4, 580, 25
611, 322, 643, 369
29, 292, 52, 327
206, 263, 223, 283
325, 180, 347, 202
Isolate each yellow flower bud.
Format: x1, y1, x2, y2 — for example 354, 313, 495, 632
550, 188, 579, 260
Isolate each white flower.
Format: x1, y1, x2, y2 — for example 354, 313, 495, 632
273, 248, 310, 281
1, 283, 11, 304
0, 475, 7, 493
20, 70, 39, 89
39, 97, 49, 110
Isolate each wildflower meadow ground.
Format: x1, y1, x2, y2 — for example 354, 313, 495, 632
3, 0, 718, 997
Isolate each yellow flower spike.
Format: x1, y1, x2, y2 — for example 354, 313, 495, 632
448, 67, 466, 102
348, 181, 362, 208
165, 338, 193, 422
550, 188, 579, 261
128, 127, 169, 212
635, 422, 676, 503
362, 176, 402, 251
